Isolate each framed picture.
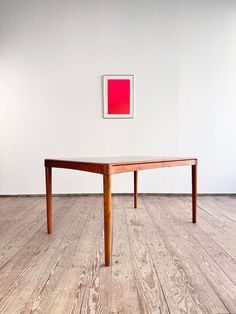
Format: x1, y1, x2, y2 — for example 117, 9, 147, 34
103, 75, 134, 119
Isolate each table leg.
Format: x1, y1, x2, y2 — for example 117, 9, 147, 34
134, 171, 138, 208
192, 165, 197, 223
103, 174, 112, 266
45, 167, 52, 234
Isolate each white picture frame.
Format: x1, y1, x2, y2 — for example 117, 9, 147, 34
103, 75, 134, 119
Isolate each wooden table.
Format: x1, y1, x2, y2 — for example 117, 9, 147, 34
44, 157, 197, 266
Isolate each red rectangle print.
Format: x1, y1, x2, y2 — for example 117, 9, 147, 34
107, 79, 130, 114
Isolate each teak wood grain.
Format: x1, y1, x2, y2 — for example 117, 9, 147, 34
44, 156, 198, 266
134, 171, 138, 208
103, 174, 111, 266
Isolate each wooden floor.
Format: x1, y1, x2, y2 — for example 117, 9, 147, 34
0, 195, 236, 313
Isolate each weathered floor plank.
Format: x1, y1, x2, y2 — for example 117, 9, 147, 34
110, 196, 140, 314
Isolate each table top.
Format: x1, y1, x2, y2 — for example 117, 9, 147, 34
45, 156, 196, 165
45, 156, 197, 174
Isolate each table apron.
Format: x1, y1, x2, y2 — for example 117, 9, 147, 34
44, 160, 107, 174
109, 160, 197, 174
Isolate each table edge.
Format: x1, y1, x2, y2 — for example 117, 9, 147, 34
44, 158, 198, 174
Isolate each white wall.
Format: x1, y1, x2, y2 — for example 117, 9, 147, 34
1, 0, 236, 194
